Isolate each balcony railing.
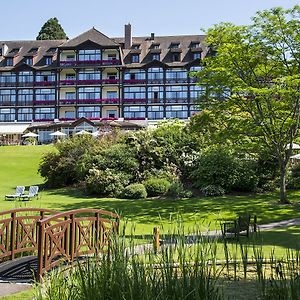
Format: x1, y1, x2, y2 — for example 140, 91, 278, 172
59, 117, 76, 121
59, 98, 119, 104
122, 98, 146, 104
124, 117, 146, 120
165, 98, 189, 104
34, 81, 56, 86
33, 100, 56, 105
33, 118, 54, 122
123, 79, 146, 84
165, 78, 188, 84
59, 79, 120, 86
0, 82, 17, 87
60, 59, 121, 67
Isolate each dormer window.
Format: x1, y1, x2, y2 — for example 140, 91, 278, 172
47, 47, 57, 53
9, 48, 20, 55
132, 44, 140, 49
170, 43, 180, 49
6, 58, 13, 66
151, 44, 160, 49
173, 53, 181, 62
26, 57, 33, 65
192, 52, 201, 60
131, 54, 139, 63
45, 56, 52, 65
152, 53, 160, 61
191, 42, 200, 48
29, 47, 38, 54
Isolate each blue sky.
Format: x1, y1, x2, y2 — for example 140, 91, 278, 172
2, 0, 299, 40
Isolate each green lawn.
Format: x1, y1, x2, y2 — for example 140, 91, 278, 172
1, 145, 300, 299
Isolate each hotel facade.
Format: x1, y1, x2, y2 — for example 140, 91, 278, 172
0, 25, 207, 143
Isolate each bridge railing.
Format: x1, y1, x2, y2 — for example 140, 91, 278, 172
0, 208, 58, 261
37, 209, 120, 278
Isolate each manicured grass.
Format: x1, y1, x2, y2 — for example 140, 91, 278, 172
1, 145, 300, 244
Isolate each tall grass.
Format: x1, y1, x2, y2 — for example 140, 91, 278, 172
34, 225, 300, 300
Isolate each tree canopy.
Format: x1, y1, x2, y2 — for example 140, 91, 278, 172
36, 17, 68, 40
192, 6, 300, 203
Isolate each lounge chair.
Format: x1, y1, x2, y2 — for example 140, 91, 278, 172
5, 186, 25, 200
19, 186, 39, 200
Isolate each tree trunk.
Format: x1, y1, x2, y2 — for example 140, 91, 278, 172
279, 161, 289, 204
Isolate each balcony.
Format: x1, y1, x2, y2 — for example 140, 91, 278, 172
60, 59, 121, 67
165, 98, 189, 104
59, 117, 76, 121
0, 82, 16, 87
33, 118, 54, 122
59, 99, 77, 104
101, 79, 119, 84
123, 79, 146, 85
124, 117, 146, 120
59, 79, 76, 86
123, 98, 146, 104
165, 78, 188, 84
34, 81, 56, 87
18, 82, 34, 87
59, 79, 119, 86
33, 100, 56, 105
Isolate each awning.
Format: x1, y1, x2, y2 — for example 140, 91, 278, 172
0, 124, 30, 135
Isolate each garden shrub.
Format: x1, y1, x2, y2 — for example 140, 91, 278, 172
144, 178, 171, 196
287, 163, 300, 189
166, 181, 193, 198
85, 168, 130, 197
122, 183, 147, 199
201, 185, 225, 197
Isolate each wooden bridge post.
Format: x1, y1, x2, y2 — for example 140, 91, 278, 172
95, 213, 99, 252
253, 215, 257, 233
69, 214, 75, 261
153, 227, 160, 254
10, 212, 16, 260
37, 221, 45, 280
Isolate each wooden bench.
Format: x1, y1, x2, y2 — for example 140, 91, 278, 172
221, 214, 257, 239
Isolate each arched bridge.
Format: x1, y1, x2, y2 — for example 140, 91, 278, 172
0, 208, 120, 282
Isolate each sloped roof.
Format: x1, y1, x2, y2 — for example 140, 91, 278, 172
60, 28, 119, 48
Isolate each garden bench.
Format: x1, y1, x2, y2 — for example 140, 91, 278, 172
221, 214, 257, 239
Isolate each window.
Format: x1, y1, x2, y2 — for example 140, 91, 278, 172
170, 43, 180, 49
0, 108, 15, 121
148, 106, 164, 119
45, 56, 52, 65
78, 49, 101, 61
107, 73, 117, 80
152, 53, 160, 61
151, 44, 160, 49
0, 73, 16, 85
148, 68, 164, 82
34, 107, 55, 120
190, 66, 203, 72
36, 72, 55, 82
107, 53, 117, 60
132, 44, 140, 49
107, 91, 118, 99
124, 106, 146, 119
190, 105, 201, 116
192, 52, 201, 60
190, 85, 205, 99
18, 89, 33, 105
65, 111, 75, 119
131, 54, 139, 63
66, 55, 75, 61
148, 86, 164, 103
35, 89, 55, 101
9, 48, 19, 55
166, 68, 187, 83
78, 69, 101, 80
78, 106, 100, 119
166, 86, 188, 102
172, 53, 181, 62
124, 69, 146, 81
25, 57, 33, 66
47, 47, 57, 53
29, 48, 38, 54
65, 92, 76, 100
18, 108, 33, 121
66, 73, 76, 80
166, 105, 188, 119
0, 90, 16, 105
78, 87, 100, 100
6, 58, 13, 66
106, 110, 117, 118
124, 87, 146, 99
19, 71, 33, 83
191, 42, 200, 48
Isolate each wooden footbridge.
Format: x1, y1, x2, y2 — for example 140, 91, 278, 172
0, 208, 119, 282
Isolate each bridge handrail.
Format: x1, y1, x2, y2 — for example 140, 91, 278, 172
38, 208, 120, 225
0, 208, 58, 217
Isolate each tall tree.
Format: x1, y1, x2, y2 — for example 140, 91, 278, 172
194, 6, 300, 203
36, 17, 68, 40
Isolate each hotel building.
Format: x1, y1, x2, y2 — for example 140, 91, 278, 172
0, 25, 207, 143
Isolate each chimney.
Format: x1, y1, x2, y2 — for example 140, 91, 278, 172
124, 23, 132, 49
150, 33, 155, 40
0, 44, 8, 56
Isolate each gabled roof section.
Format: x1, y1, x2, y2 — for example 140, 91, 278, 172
60, 28, 119, 48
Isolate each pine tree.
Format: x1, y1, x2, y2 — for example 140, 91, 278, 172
36, 17, 68, 40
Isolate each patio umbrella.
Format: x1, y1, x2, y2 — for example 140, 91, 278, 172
290, 154, 300, 160
49, 131, 67, 137
285, 143, 300, 150
75, 130, 92, 135
22, 132, 38, 138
